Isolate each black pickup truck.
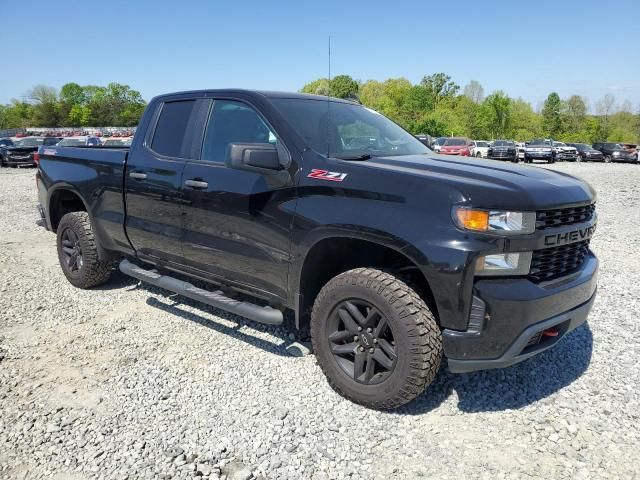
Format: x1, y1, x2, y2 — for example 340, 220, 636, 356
36, 90, 598, 409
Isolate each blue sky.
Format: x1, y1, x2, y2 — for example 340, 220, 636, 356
1, 0, 639, 111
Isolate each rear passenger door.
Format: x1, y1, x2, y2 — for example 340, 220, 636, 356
180, 98, 296, 299
124, 98, 208, 265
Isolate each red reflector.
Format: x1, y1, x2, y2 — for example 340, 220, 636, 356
543, 327, 559, 337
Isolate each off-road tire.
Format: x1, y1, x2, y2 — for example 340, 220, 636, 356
56, 212, 113, 289
311, 268, 442, 409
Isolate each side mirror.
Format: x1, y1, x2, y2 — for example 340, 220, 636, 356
226, 143, 281, 173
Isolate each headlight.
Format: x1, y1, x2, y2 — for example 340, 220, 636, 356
453, 208, 536, 234
475, 252, 532, 276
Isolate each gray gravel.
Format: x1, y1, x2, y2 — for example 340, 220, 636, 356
1, 162, 639, 479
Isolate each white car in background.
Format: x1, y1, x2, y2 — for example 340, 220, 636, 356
471, 140, 490, 158
432, 137, 447, 152
552, 141, 578, 161
515, 142, 526, 161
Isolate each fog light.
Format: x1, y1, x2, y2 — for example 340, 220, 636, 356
475, 252, 532, 276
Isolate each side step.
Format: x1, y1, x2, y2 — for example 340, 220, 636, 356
119, 259, 283, 326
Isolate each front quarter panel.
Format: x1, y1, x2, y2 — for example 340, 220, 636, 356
289, 151, 501, 330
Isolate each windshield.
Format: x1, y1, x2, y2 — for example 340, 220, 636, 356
575, 144, 589, 150
476, 141, 488, 147
272, 99, 429, 158
493, 140, 514, 147
435, 137, 447, 146
444, 138, 467, 146
530, 139, 551, 146
57, 138, 86, 146
605, 143, 623, 149
15, 138, 43, 147
553, 142, 565, 147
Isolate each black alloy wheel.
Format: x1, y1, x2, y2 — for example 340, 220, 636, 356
327, 299, 398, 385
60, 227, 84, 273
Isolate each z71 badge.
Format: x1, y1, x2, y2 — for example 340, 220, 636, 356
307, 169, 348, 182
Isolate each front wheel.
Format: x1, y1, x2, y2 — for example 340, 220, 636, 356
604, 155, 612, 163
56, 212, 114, 289
311, 268, 443, 409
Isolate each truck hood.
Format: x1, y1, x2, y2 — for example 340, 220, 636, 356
364, 154, 595, 210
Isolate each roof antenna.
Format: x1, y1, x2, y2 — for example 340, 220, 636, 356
326, 35, 331, 158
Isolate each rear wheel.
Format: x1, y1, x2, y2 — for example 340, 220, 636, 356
311, 268, 442, 409
56, 212, 114, 289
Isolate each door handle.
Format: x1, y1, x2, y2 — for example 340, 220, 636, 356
129, 171, 147, 180
184, 179, 209, 189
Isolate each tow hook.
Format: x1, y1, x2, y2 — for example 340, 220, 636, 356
542, 327, 559, 337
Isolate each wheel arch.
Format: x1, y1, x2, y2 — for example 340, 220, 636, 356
293, 231, 439, 330
47, 185, 90, 232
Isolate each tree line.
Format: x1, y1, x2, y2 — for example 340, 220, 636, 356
2, 76, 638, 143
302, 74, 640, 143
0, 82, 146, 128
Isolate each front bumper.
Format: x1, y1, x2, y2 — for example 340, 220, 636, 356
556, 152, 577, 161
444, 253, 598, 373
525, 151, 553, 160
7, 155, 36, 167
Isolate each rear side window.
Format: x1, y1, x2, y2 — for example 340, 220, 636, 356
151, 100, 196, 158
201, 100, 275, 163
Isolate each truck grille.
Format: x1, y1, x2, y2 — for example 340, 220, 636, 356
536, 204, 595, 230
529, 240, 590, 281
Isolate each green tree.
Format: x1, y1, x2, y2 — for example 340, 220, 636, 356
565, 95, 587, 134
480, 91, 512, 139
509, 98, 540, 141
301, 78, 330, 96
420, 73, 459, 109
541, 92, 564, 138
28, 85, 61, 127
329, 75, 359, 99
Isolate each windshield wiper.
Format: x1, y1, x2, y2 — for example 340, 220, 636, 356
334, 154, 372, 161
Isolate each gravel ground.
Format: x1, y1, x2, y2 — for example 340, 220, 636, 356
0, 162, 639, 480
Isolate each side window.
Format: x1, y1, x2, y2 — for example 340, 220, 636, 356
151, 100, 196, 158
201, 100, 276, 163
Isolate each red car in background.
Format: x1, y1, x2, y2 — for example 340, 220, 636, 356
439, 137, 473, 156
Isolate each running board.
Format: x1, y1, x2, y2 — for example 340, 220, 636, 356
119, 259, 283, 326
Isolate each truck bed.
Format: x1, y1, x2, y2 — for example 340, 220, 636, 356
37, 145, 131, 254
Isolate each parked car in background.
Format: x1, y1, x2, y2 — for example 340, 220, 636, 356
56, 136, 102, 147
515, 142, 526, 161
620, 143, 638, 161
432, 137, 447, 152
525, 139, 555, 163
566, 143, 604, 162
0, 138, 15, 167
102, 137, 133, 147
470, 140, 490, 158
487, 140, 517, 162
4, 137, 61, 167
592, 142, 635, 163
552, 141, 578, 161
414, 134, 433, 148
440, 137, 473, 156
